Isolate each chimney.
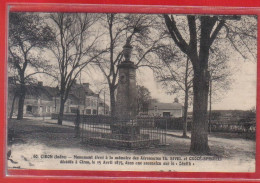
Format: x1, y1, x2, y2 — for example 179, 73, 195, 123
38, 81, 43, 86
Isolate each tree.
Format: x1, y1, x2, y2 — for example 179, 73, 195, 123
49, 13, 104, 125
154, 45, 232, 137
95, 13, 165, 117
137, 85, 152, 114
208, 50, 232, 133
149, 17, 194, 137
154, 46, 193, 138
8, 12, 55, 120
8, 76, 19, 119
163, 15, 256, 154
95, 13, 126, 117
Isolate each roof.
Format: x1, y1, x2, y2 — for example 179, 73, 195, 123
25, 85, 59, 100
98, 101, 109, 108
148, 102, 183, 110
70, 83, 96, 99
9, 82, 99, 102
43, 86, 59, 97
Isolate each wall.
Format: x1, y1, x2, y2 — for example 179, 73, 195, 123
148, 109, 183, 118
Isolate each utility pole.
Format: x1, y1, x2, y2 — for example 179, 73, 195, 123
96, 94, 99, 115
104, 91, 106, 115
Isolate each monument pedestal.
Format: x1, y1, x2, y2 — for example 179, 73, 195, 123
85, 122, 160, 149
110, 122, 140, 140
82, 40, 160, 149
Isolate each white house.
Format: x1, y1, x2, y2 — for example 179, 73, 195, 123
148, 102, 183, 118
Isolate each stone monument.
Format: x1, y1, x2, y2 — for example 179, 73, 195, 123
82, 39, 160, 149
115, 39, 138, 121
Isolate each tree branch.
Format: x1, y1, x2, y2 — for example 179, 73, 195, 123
163, 14, 189, 54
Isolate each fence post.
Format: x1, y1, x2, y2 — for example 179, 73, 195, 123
165, 118, 167, 145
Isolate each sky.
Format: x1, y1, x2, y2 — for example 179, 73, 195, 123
74, 53, 257, 111
138, 60, 257, 111
11, 13, 257, 111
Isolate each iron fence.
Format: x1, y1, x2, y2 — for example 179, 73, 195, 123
81, 116, 167, 148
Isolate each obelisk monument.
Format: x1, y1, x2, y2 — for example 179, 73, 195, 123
115, 39, 138, 121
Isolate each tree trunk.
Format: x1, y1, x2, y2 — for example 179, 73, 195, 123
183, 57, 189, 138
9, 93, 17, 119
58, 97, 65, 125
209, 78, 212, 133
110, 87, 116, 117
182, 89, 189, 138
190, 69, 210, 154
17, 84, 26, 120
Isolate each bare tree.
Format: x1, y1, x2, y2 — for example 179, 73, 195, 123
49, 13, 104, 125
163, 14, 256, 154
95, 13, 166, 117
154, 45, 193, 138
208, 49, 232, 132
8, 12, 55, 120
95, 14, 125, 117
155, 45, 232, 137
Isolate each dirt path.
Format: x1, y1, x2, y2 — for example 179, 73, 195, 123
7, 118, 255, 172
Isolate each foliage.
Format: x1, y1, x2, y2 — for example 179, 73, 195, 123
8, 12, 55, 83
137, 85, 152, 113
8, 12, 55, 119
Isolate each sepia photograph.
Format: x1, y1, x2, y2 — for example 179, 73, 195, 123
6, 12, 257, 172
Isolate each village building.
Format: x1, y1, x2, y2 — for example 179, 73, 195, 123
147, 100, 183, 118
8, 78, 109, 117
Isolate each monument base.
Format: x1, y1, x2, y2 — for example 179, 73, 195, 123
83, 122, 160, 149
110, 122, 140, 140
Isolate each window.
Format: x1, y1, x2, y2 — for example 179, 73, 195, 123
46, 106, 50, 113
86, 109, 91, 114
154, 106, 158, 112
163, 112, 171, 117
71, 108, 77, 113
26, 105, 32, 112
92, 109, 97, 115
91, 98, 97, 107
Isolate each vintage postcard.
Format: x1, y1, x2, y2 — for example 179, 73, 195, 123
6, 11, 257, 173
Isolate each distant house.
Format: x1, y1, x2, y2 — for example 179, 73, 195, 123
68, 82, 109, 115
148, 101, 183, 118
8, 81, 58, 117
8, 79, 109, 117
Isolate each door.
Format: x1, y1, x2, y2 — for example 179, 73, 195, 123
163, 112, 171, 117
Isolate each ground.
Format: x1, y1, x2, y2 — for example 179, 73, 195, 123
6, 117, 255, 172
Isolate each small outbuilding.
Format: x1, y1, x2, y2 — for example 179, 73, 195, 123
148, 101, 183, 118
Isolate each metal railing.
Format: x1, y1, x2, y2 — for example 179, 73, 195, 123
81, 116, 167, 148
